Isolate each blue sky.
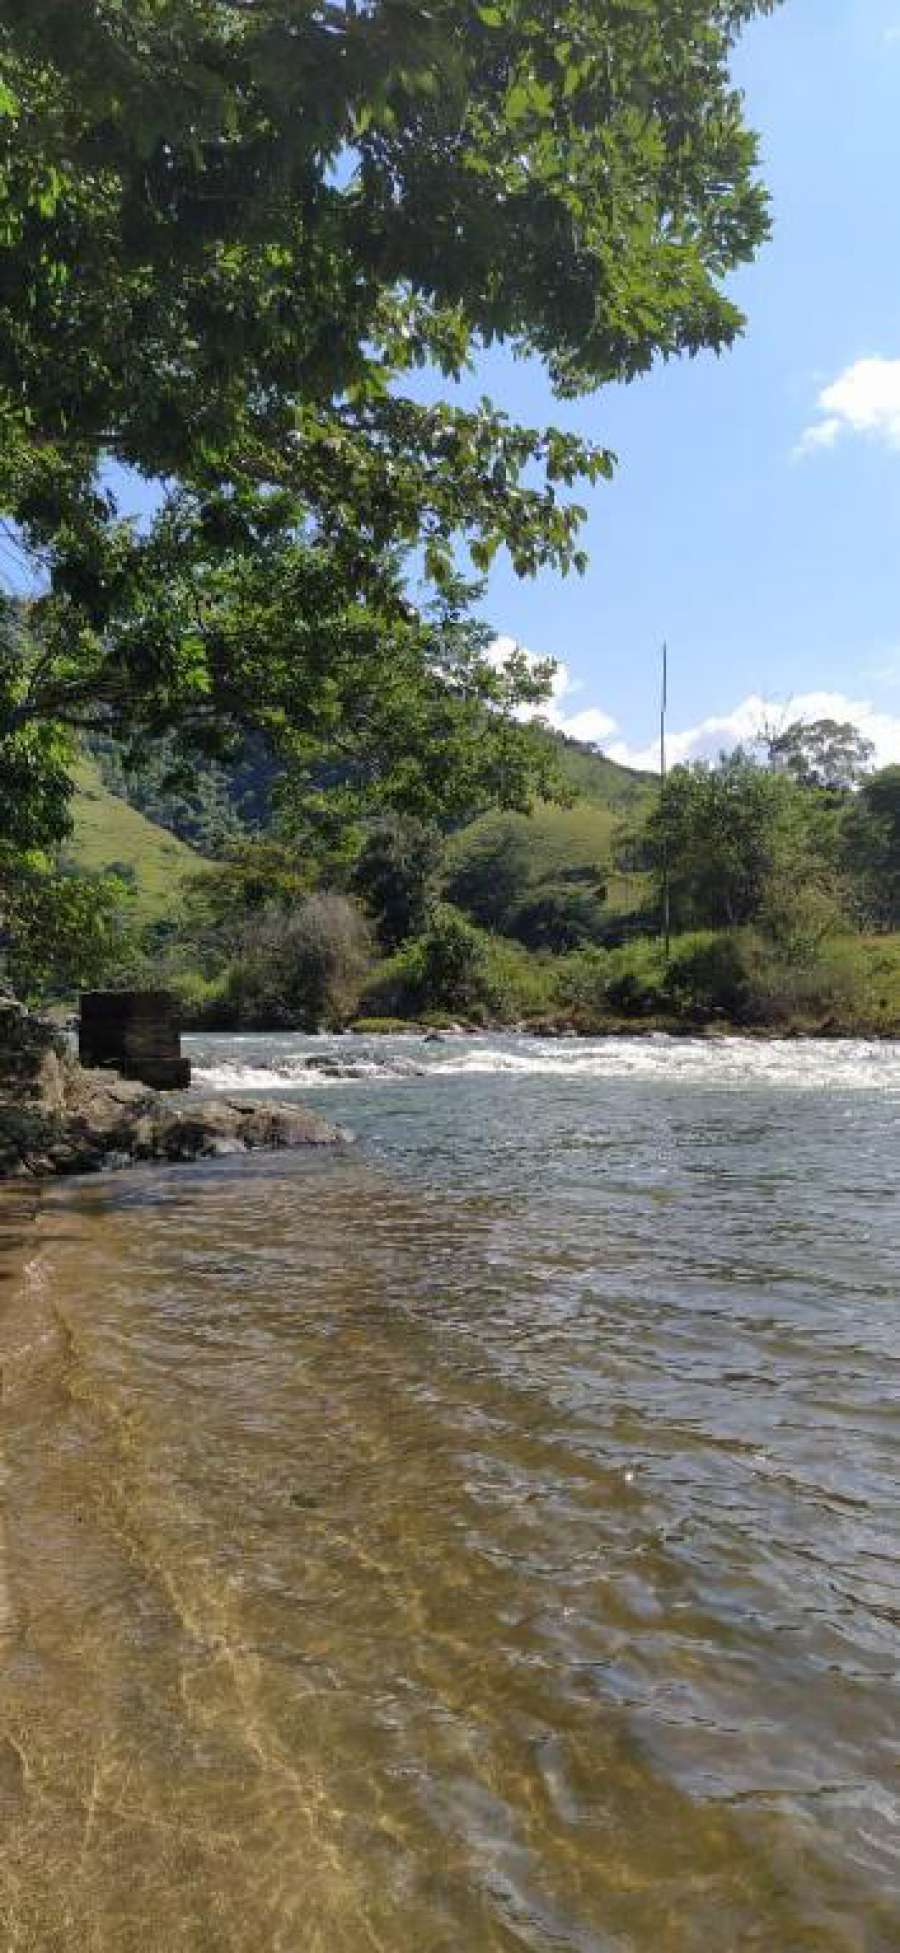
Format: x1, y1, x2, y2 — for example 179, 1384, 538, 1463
465, 0, 900, 767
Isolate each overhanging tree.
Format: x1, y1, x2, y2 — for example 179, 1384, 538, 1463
0, 0, 781, 844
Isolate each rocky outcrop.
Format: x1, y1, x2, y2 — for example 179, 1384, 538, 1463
0, 999, 346, 1178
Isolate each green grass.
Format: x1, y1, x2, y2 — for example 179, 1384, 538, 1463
540, 730, 656, 811
64, 757, 210, 922
444, 800, 613, 882
441, 799, 650, 919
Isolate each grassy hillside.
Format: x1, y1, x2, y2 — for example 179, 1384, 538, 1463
66, 730, 656, 937
64, 758, 209, 921
438, 733, 656, 924
442, 797, 650, 923
539, 729, 656, 811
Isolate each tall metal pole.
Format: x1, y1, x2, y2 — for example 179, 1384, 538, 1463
660, 641, 671, 962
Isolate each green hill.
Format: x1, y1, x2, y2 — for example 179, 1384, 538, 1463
68, 729, 656, 938
64, 758, 209, 921
536, 728, 656, 810
441, 740, 656, 931
441, 801, 650, 936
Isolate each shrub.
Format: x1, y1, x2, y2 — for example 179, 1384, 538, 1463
737, 930, 861, 1029
357, 941, 425, 1020
663, 931, 752, 1021
417, 904, 493, 1014
505, 881, 607, 953
479, 935, 558, 1019
603, 937, 669, 1016
555, 945, 610, 1017
168, 967, 233, 1028
225, 893, 371, 1028
358, 906, 558, 1023
756, 871, 847, 966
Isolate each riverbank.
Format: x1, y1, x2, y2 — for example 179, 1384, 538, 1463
347, 1011, 900, 1041
0, 1000, 346, 1181
174, 925, 900, 1043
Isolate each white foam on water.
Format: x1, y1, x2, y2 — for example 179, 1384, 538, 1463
188, 1034, 900, 1096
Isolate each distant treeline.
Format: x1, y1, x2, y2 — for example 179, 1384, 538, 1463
3, 714, 897, 1039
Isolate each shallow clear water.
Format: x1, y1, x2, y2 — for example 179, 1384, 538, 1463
1, 1033, 899, 1949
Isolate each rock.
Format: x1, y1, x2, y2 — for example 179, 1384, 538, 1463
87, 1088, 346, 1168
1, 1007, 347, 1179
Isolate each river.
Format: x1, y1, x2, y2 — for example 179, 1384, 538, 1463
1, 1032, 898, 1950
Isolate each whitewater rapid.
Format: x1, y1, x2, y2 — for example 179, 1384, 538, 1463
185, 1031, 900, 1096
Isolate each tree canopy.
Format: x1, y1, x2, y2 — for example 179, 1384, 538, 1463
0, 0, 780, 844
766, 718, 875, 793
646, 749, 839, 935
843, 766, 900, 929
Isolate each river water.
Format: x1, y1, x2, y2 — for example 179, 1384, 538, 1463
1, 1032, 899, 1950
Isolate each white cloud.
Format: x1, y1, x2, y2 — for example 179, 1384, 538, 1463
489, 638, 900, 775
608, 690, 900, 773
489, 635, 618, 744
796, 357, 900, 457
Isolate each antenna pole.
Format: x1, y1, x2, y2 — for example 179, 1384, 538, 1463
660, 641, 671, 962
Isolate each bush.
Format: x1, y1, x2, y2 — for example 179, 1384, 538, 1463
662, 931, 752, 1021
555, 945, 610, 1017
416, 905, 493, 1014
558, 931, 754, 1024
225, 893, 371, 1028
358, 905, 558, 1023
168, 967, 233, 1028
505, 881, 607, 953
479, 935, 558, 1020
756, 870, 847, 965
357, 940, 425, 1020
736, 930, 861, 1029
604, 937, 669, 1016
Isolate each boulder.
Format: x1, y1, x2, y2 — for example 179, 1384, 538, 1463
42, 1070, 346, 1174
1, 1005, 347, 1178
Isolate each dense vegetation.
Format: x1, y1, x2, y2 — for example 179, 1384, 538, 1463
9, 714, 896, 1039
7, 3, 889, 1045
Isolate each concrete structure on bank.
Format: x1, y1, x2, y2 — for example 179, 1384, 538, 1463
79, 990, 191, 1091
